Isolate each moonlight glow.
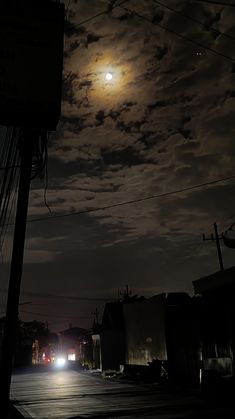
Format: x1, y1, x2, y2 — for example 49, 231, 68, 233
105, 72, 113, 81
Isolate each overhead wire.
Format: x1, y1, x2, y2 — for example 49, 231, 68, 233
75, 0, 130, 27
5, 174, 235, 226
0, 2, 233, 242
0, 138, 18, 228
30, 130, 48, 180
0, 165, 21, 171
65, 0, 235, 62
119, 5, 235, 62
0, 128, 9, 175
152, 0, 235, 41
0, 128, 49, 251
0, 129, 15, 222
0, 169, 20, 256
18, 309, 90, 320
191, 0, 235, 7
0, 128, 21, 250
43, 133, 52, 214
0, 1, 233, 253
0, 287, 114, 301
223, 221, 235, 234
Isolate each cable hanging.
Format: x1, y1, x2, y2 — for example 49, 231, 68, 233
152, 0, 235, 41
119, 5, 235, 62
192, 0, 235, 7
0, 128, 21, 251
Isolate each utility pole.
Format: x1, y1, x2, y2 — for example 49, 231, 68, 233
0, 2, 64, 415
124, 285, 132, 298
202, 222, 224, 271
119, 285, 132, 301
92, 308, 99, 325
0, 130, 37, 418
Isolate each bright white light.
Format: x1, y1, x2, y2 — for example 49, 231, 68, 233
56, 357, 66, 367
105, 72, 113, 81
68, 353, 76, 361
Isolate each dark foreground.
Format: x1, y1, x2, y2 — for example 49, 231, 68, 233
9, 365, 235, 419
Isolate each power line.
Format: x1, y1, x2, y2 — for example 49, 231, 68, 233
0, 128, 21, 249
76, 0, 130, 27
192, 0, 235, 7
0, 165, 20, 171
0, 288, 113, 302
152, 0, 235, 41
119, 5, 235, 62
0, 170, 19, 255
11, 174, 235, 225
18, 309, 90, 320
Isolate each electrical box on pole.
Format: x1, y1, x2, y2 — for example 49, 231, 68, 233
0, 0, 64, 130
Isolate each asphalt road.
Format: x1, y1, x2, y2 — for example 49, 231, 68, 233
10, 366, 235, 419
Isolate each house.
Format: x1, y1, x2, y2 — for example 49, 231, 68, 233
92, 301, 126, 372
123, 293, 200, 385
58, 326, 89, 363
0, 317, 32, 367
92, 293, 200, 384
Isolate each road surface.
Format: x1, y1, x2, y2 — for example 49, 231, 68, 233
10, 366, 235, 418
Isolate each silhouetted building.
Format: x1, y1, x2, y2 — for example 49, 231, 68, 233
193, 266, 235, 394
124, 293, 200, 386
92, 302, 126, 372
0, 318, 32, 367
59, 326, 89, 363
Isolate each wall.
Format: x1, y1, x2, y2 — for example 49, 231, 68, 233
100, 330, 125, 371
124, 294, 167, 366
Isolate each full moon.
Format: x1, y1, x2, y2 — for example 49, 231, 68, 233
105, 72, 113, 81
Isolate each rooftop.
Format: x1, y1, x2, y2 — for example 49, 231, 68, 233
193, 266, 235, 294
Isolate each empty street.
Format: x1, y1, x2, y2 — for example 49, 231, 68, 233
10, 367, 235, 419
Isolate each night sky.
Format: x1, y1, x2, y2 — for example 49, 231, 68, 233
1, 0, 235, 331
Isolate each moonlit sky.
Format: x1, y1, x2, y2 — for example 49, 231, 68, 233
1, 0, 235, 331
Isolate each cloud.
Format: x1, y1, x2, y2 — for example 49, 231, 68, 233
23, 249, 61, 264
23, 236, 64, 264
16, 0, 235, 315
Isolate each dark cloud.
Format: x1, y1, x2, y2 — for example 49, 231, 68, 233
64, 20, 85, 38
95, 110, 106, 126
154, 45, 168, 60
102, 146, 144, 167
86, 32, 103, 45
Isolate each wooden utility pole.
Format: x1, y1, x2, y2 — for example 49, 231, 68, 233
0, 3, 64, 416
0, 130, 37, 418
202, 222, 224, 271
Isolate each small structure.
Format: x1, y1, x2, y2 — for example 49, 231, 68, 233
124, 293, 200, 385
93, 293, 200, 384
